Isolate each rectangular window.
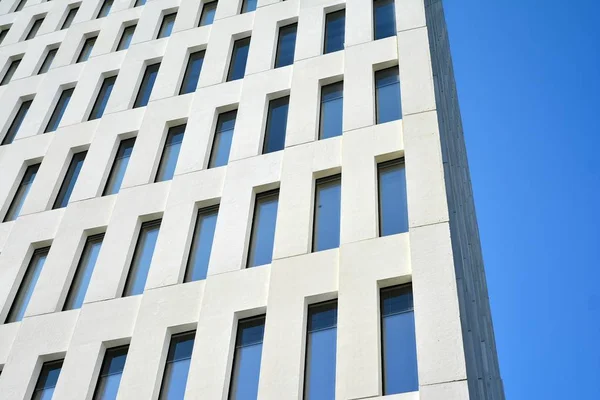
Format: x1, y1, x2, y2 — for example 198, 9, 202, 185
62, 7, 79, 30
1, 99, 32, 145
135, 0, 146, 6
134, 62, 160, 108
157, 13, 176, 39
3, 163, 40, 222
159, 331, 195, 399
123, 219, 161, 296
77, 36, 96, 63
381, 285, 418, 394
89, 75, 116, 120
32, 360, 63, 399
208, 110, 236, 168
229, 316, 266, 400
6, 247, 50, 323
155, 124, 185, 182
375, 66, 401, 124
199, 1, 217, 26
53, 151, 87, 209
45, 88, 74, 132
319, 82, 343, 140
0, 27, 10, 44
117, 25, 136, 51
25, 17, 44, 40
185, 205, 218, 282
1, 58, 22, 86
103, 137, 135, 195
247, 190, 278, 268
93, 345, 129, 400
38, 48, 58, 74
374, 0, 396, 40
313, 175, 341, 252
180, 51, 204, 95
304, 301, 337, 400
274, 23, 297, 68
324, 10, 345, 54
240, 0, 256, 13
14, 0, 27, 12
378, 159, 408, 236
263, 96, 289, 154
227, 37, 250, 81
97, 0, 113, 19
63, 233, 104, 310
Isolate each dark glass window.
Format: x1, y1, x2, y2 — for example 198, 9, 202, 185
247, 190, 278, 268
14, 0, 27, 12
62, 7, 79, 29
1, 58, 22, 86
313, 175, 341, 252
375, 66, 401, 124
32, 360, 63, 400
159, 331, 195, 399
93, 345, 129, 400
63, 233, 104, 310
185, 205, 218, 282
227, 37, 250, 81
97, 0, 113, 18
240, 0, 256, 13
199, 1, 217, 26
45, 88, 74, 133
134, 62, 160, 108
155, 124, 185, 182
208, 110, 236, 168
6, 247, 50, 323
381, 285, 418, 394
38, 48, 57, 74
53, 151, 87, 209
263, 96, 289, 154
25, 17, 44, 40
180, 50, 204, 94
3, 163, 40, 222
89, 75, 116, 120
374, 0, 396, 40
157, 13, 176, 38
103, 137, 135, 195
304, 301, 337, 400
229, 316, 265, 400
117, 25, 136, 51
1, 99, 32, 145
378, 159, 408, 236
77, 36, 96, 63
274, 23, 296, 68
123, 219, 161, 296
135, 0, 146, 6
324, 10, 345, 54
0, 27, 10, 44
319, 82, 343, 139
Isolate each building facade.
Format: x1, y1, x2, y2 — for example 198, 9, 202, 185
0, 0, 504, 399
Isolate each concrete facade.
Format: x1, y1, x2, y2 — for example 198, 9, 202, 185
0, 0, 504, 399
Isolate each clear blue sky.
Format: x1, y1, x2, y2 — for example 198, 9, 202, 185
444, 0, 600, 398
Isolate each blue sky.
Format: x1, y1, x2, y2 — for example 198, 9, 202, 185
444, 0, 600, 398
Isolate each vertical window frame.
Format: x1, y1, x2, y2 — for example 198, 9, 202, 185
63, 233, 104, 311
199, 0, 217, 26
77, 36, 97, 63
323, 9, 345, 54
155, 123, 185, 182
133, 62, 161, 108
157, 12, 177, 39
312, 174, 342, 252
96, 0, 113, 19
228, 314, 266, 400
184, 204, 219, 282
32, 359, 63, 398
122, 219, 161, 297
2, 98, 32, 145
45, 87, 74, 133
159, 330, 196, 399
318, 81, 344, 140
179, 50, 205, 95
375, 66, 402, 124
274, 23, 297, 68
103, 137, 136, 196
377, 158, 409, 236
88, 75, 117, 121
92, 345, 129, 399
3, 163, 40, 222
37, 47, 58, 75
116, 24, 136, 51
227, 37, 250, 82
208, 109, 237, 168
247, 189, 279, 268
53, 150, 87, 209
61, 6, 79, 30
1, 57, 22, 86
263, 95, 289, 154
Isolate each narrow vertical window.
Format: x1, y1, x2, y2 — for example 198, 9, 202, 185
61, 7, 79, 30
134, 62, 160, 108
208, 110, 236, 168
199, 1, 217, 26
375, 66, 401, 124
45, 88, 74, 132
97, 0, 113, 19
274, 23, 297, 68
103, 137, 135, 195
247, 190, 278, 268
381, 285, 418, 394
378, 159, 408, 236
6, 247, 50, 323
93, 345, 129, 400
1, 58, 22, 86
319, 81, 343, 139
179, 51, 204, 95
157, 12, 176, 38
263, 96, 289, 154
53, 151, 87, 209
117, 25, 136, 51
77, 36, 96, 63
155, 124, 185, 182
1, 99, 32, 145
25, 17, 44, 40
134, 0, 146, 6
123, 219, 161, 297
229, 316, 266, 400
324, 10, 345, 54
374, 0, 396, 40
3, 163, 40, 222
240, 0, 256, 13
14, 0, 27, 12
0, 27, 10, 44
32, 360, 63, 399
304, 301, 337, 400
185, 205, 218, 282
159, 331, 195, 399
227, 37, 250, 81
63, 233, 104, 310
38, 48, 58, 74
313, 175, 341, 252
89, 75, 116, 120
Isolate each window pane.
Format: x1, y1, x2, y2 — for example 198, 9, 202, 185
313, 175, 341, 252
209, 110, 236, 168
6, 247, 50, 323
275, 23, 297, 68
32, 360, 63, 400
240, 0, 256, 13
97, 0, 113, 18
2, 99, 32, 145
229, 316, 265, 400
134, 63, 160, 108
123, 220, 161, 296
378, 159, 408, 236
155, 124, 185, 182
1, 59, 22, 86
199, 1, 217, 26
64, 234, 104, 310
227, 37, 250, 81
0, 28, 9, 45
185, 205, 218, 282
324, 10, 345, 54
159, 331, 195, 400
304, 301, 337, 400
77, 37, 96, 63
263, 96, 289, 154
117, 25, 136, 51
247, 190, 278, 268
180, 51, 205, 95
374, 0, 396, 40
15, 0, 26, 12
103, 137, 136, 195
26, 18, 44, 41
53, 151, 87, 209
45, 88, 73, 133
62, 7, 78, 30
381, 286, 418, 394
375, 67, 402, 124
319, 82, 343, 139
38, 48, 57, 74
93, 346, 128, 400
4, 163, 40, 222
135, 0, 146, 6
157, 13, 176, 38
89, 75, 116, 120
